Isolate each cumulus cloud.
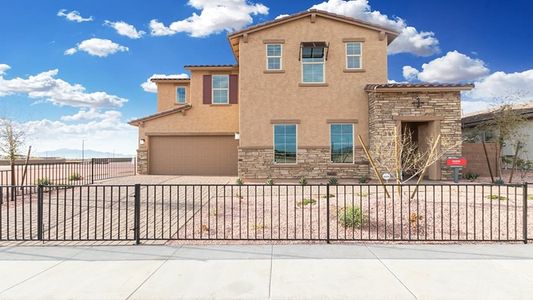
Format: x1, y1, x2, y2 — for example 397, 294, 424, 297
0, 64, 10, 75
141, 73, 190, 93
104, 20, 146, 39
64, 38, 129, 57
0, 65, 127, 108
149, 0, 269, 37
57, 9, 93, 23
468, 70, 533, 101
61, 108, 122, 122
23, 110, 136, 155
275, 14, 290, 20
403, 51, 489, 83
310, 0, 440, 56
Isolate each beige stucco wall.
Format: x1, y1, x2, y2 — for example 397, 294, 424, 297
238, 15, 389, 148
157, 82, 191, 111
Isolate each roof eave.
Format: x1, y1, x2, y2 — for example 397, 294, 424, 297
128, 105, 191, 126
366, 86, 474, 93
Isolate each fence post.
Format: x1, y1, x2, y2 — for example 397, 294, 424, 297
134, 184, 141, 245
91, 158, 95, 184
524, 183, 528, 244
37, 185, 43, 241
326, 184, 330, 244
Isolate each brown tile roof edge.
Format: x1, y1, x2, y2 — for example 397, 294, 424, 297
128, 105, 191, 126
150, 78, 190, 82
462, 103, 533, 127
184, 64, 238, 68
365, 83, 475, 92
228, 9, 400, 39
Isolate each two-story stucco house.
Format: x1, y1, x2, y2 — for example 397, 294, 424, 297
130, 10, 473, 181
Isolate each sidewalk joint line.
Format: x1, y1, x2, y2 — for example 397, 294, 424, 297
268, 244, 274, 299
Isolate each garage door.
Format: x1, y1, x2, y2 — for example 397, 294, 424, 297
149, 136, 238, 176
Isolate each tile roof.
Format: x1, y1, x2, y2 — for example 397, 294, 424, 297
365, 83, 475, 91
150, 78, 190, 82
462, 102, 533, 127
183, 64, 238, 68
128, 104, 191, 126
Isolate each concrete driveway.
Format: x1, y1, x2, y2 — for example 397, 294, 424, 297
0, 244, 532, 299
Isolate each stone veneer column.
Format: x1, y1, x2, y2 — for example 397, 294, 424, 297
137, 149, 148, 175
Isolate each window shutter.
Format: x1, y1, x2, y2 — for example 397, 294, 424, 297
203, 75, 212, 104
229, 74, 238, 104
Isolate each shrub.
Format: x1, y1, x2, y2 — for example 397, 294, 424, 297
464, 172, 479, 182
356, 192, 368, 197
486, 194, 508, 201
358, 175, 369, 183
297, 198, 316, 206
328, 177, 338, 185
339, 205, 365, 228
299, 177, 308, 186
494, 178, 505, 185
68, 172, 82, 181
528, 195, 533, 201
321, 194, 335, 199
235, 178, 244, 185
37, 177, 52, 186
266, 178, 274, 185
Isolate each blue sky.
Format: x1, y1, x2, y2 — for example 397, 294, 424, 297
0, 0, 532, 155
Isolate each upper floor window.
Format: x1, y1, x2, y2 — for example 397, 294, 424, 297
330, 124, 354, 163
176, 87, 186, 104
212, 75, 229, 104
345, 42, 362, 70
301, 42, 326, 83
274, 124, 297, 164
266, 44, 282, 70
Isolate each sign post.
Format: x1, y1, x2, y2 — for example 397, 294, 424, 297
446, 157, 467, 183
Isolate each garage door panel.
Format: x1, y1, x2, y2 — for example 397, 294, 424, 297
150, 136, 238, 176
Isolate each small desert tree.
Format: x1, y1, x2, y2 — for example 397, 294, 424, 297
0, 118, 25, 186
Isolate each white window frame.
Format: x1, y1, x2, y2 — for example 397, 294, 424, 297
176, 87, 186, 104
329, 123, 355, 164
273, 124, 298, 164
301, 54, 326, 84
266, 44, 283, 71
211, 75, 229, 104
345, 42, 363, 70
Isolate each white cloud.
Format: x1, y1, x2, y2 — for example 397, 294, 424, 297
0, 64, 10, 75
61, 108, 121, 122
310, 0, 440, 56
65, 38, 129, 57
22, 111, 136, 155
104, 20, 146, 39
149, 0, 269, 37
0, 67, 127, 108
57, 9, 93, 23
141, 74, 190, 93
403, 51, 489, 83
275, 14, 290, 20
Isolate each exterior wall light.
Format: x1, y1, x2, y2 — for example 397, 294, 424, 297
140, 139, 146, 145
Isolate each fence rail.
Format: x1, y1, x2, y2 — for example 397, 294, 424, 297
0, 158, 136, 186
0, 183, 529, 243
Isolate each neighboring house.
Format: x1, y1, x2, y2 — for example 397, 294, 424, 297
130, 10, 473, 180
462, 103, 533, 161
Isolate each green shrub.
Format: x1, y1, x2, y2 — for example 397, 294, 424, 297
486, 194, 508, 201
299, 177, 308, 186
37, 177, 52, 186
494, 178, 505, 185
321, 194, 335, 199
356, 192, 368, 197
297, 198, 316, 206
235, 178, 244, 185
528, 195, 533, 201
358, 175, 369, 183
464, 172, 479, 182
339, 205, 366, 228
328, 177, 338, 185
68, 172, 82, 181
266, 178, 274, 185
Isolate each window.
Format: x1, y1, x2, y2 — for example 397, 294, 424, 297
176, 87, 186, 103
301, 43, 326, 83
212, 75, 229, 104
330, 124, 354, 163
266, 44, 282, 70
345, 42, 362, 70
274, 124, 297, 164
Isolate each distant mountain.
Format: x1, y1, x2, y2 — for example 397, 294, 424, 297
34, 149, 134, 159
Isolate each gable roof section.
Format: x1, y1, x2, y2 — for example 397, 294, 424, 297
228, 9, 400, 61
462, 103, 533, 128
128, 104, 191, 126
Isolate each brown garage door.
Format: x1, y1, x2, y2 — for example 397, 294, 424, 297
149, 135, 238, 176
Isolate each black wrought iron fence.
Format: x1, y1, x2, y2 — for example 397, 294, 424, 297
0, 183, 529, 243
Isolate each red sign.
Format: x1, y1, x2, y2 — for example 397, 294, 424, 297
447, 157, 467, 167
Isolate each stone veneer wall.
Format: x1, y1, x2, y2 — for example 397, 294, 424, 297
367, 91, 462, 180
238, 147, 369, 180
137, 149, 148, 175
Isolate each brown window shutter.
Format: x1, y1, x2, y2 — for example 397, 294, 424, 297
229, 74, 238, 104
203, 75, 212, 104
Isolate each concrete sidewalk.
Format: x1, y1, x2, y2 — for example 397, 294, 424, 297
0, 244, 532, 299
